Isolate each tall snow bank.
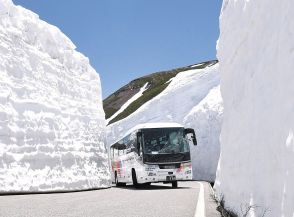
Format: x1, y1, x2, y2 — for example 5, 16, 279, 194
215, 0, 294, 216
0, 0, 110, 192
107, 64, 223, 182
184, 86, 223, 182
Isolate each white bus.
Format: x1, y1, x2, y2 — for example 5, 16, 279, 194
109, 123, 197, 188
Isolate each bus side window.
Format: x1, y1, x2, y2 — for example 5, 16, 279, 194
125, 134, 131, 154
115, 146, 119, 157
116, 139, 124, 156
128, 132, 137, 153
122, 134, 130, 154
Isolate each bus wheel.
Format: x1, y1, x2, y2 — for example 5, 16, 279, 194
172, 181, 178, 188
132, 169, 139, 188
115, 171, 119, 186
115, 172, 126, 187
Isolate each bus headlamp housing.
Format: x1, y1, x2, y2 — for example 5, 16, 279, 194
176, 162, 192, 173
185, 170, 192, 174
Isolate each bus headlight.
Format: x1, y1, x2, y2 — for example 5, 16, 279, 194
185, 170, 192, 174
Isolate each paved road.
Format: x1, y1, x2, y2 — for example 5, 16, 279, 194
0, 181, 220, 217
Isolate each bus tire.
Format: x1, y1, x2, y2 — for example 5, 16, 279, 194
172, 181, 178, 188
132, 169, 139, 188
115, 171, 119, 186
115, 171, 126, 187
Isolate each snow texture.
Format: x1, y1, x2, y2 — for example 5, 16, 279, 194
0, 0, 110, 193
184, 86, 222, 182
107, 64, 223, 182
215, 0, 294, 216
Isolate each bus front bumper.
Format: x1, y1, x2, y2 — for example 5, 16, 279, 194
137, 162, 193, 183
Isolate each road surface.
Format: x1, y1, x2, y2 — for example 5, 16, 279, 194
0, 181, 220, 217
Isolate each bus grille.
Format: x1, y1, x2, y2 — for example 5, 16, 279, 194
143, 152, 190, 163
158, 163, 181, 169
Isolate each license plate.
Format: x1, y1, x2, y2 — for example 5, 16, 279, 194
166, 176, 176, 181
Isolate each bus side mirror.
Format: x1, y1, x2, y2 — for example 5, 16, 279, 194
136, 132, 142, 154
184, 128, 197, 146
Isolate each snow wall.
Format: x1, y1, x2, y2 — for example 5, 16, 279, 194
0, 0, 110, 192
107, 64, 223, 182
215, 0, 294, 216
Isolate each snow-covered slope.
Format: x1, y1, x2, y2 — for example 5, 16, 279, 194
215, 0, 294, 216
0, 0, 110, 192
107, 64, 222, 182
107, 82, 149, 124
103, 60, 218, 124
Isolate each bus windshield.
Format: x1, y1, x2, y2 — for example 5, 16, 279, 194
142, 128, 190, 154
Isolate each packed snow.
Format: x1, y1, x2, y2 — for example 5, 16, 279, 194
190, 63, 205, 68
107, 64, 223, 182
0, 0, 110, 192
215, 0, 294, 216
184, 86, 223, 182
107, 82, 149, 124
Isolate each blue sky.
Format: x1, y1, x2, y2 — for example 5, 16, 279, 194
13, 0, 222, 98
